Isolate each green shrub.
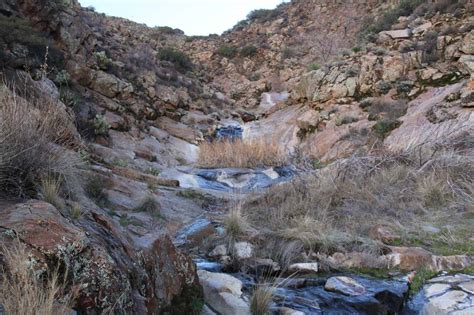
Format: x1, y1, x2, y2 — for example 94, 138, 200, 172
282, 47, 297, 59
335, 115, 359, 126
85, 176, 108, 206
308, 63, 321, 71
134, 195, 160, 216
217, 45, 238, 58
240, 45, 258, 58
421, 31, 439, 63
158, 47, 192, 71
352, 46, 362, 53
93, 114, 110, 136
94, 51, 112, 70
372, 119, 401, 138
54, 70, 70, 86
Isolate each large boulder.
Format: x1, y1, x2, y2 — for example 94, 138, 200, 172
90, 71, 134, 99
197, 270, 250, 315
0, 200, 202, 314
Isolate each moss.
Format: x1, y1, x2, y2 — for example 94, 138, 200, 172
160, 282, 204, 315
346, 267, 392, 279
409, 268, 438, 296
372, 119, 401, 138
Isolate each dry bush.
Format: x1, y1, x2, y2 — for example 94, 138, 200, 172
198, 138, 287, 168
0, 85, 81, 197
244, 137, 474, 257
0, 240, 74, 315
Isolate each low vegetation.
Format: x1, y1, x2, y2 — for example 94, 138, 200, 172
158, 47, 192, 71
0, 84, 80, 197
250, 285, 274, 315
217, 45, 238, 58
197, 138, 287, 168
0, 240, 75, 315
243, 136, 473, 258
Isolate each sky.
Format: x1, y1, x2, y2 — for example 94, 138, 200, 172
78, 0, 290, 36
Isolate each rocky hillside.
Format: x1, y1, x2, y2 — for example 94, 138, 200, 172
0, 0, 473, 314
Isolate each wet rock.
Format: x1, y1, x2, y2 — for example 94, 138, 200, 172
175, 219, 216, 247
421, 290, 469, 315
425, 283, 451, 298
197, 270, 249, 315
277, 307, 305, 315
459, 281, 474, 295
216, 125, 243, 140
325, 276, 366, 296
201, 304, 218, 315
288, 263, 319, 274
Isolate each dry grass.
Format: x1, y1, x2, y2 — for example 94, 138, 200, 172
224, 201, 248, 242
41, 176, 65, 210
0, 240, 75, 315
245, 135, 474, 257
0, 84, 81, 197
250, 284, 274, 315
197, 138, 287, 168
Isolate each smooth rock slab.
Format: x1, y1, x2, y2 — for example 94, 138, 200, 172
459, 281, 474, 295
425, 283, 451, 298
421, 290, 469, 315
324, 276, 366, 296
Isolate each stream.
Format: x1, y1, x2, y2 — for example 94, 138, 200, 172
172, 125, 473, 315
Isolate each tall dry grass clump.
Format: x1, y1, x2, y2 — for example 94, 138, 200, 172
245, 135, 474, 257
0, 84, 81, 197
250, 284, 274, 315
0, 240, 75, 315
198, 138, 287, 168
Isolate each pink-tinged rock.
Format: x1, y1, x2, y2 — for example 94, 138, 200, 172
381, 29, 412, 39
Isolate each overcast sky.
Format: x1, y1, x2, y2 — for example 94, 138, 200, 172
78, 0, 290, 36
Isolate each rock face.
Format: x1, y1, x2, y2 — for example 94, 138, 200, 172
407, 274, 474, 315
0, 201, 202, 314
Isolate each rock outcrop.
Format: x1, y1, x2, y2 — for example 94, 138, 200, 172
0, 200, 202, 313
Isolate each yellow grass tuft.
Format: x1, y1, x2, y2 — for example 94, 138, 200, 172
198, 138, 287, 168
0, 240, 75, 315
